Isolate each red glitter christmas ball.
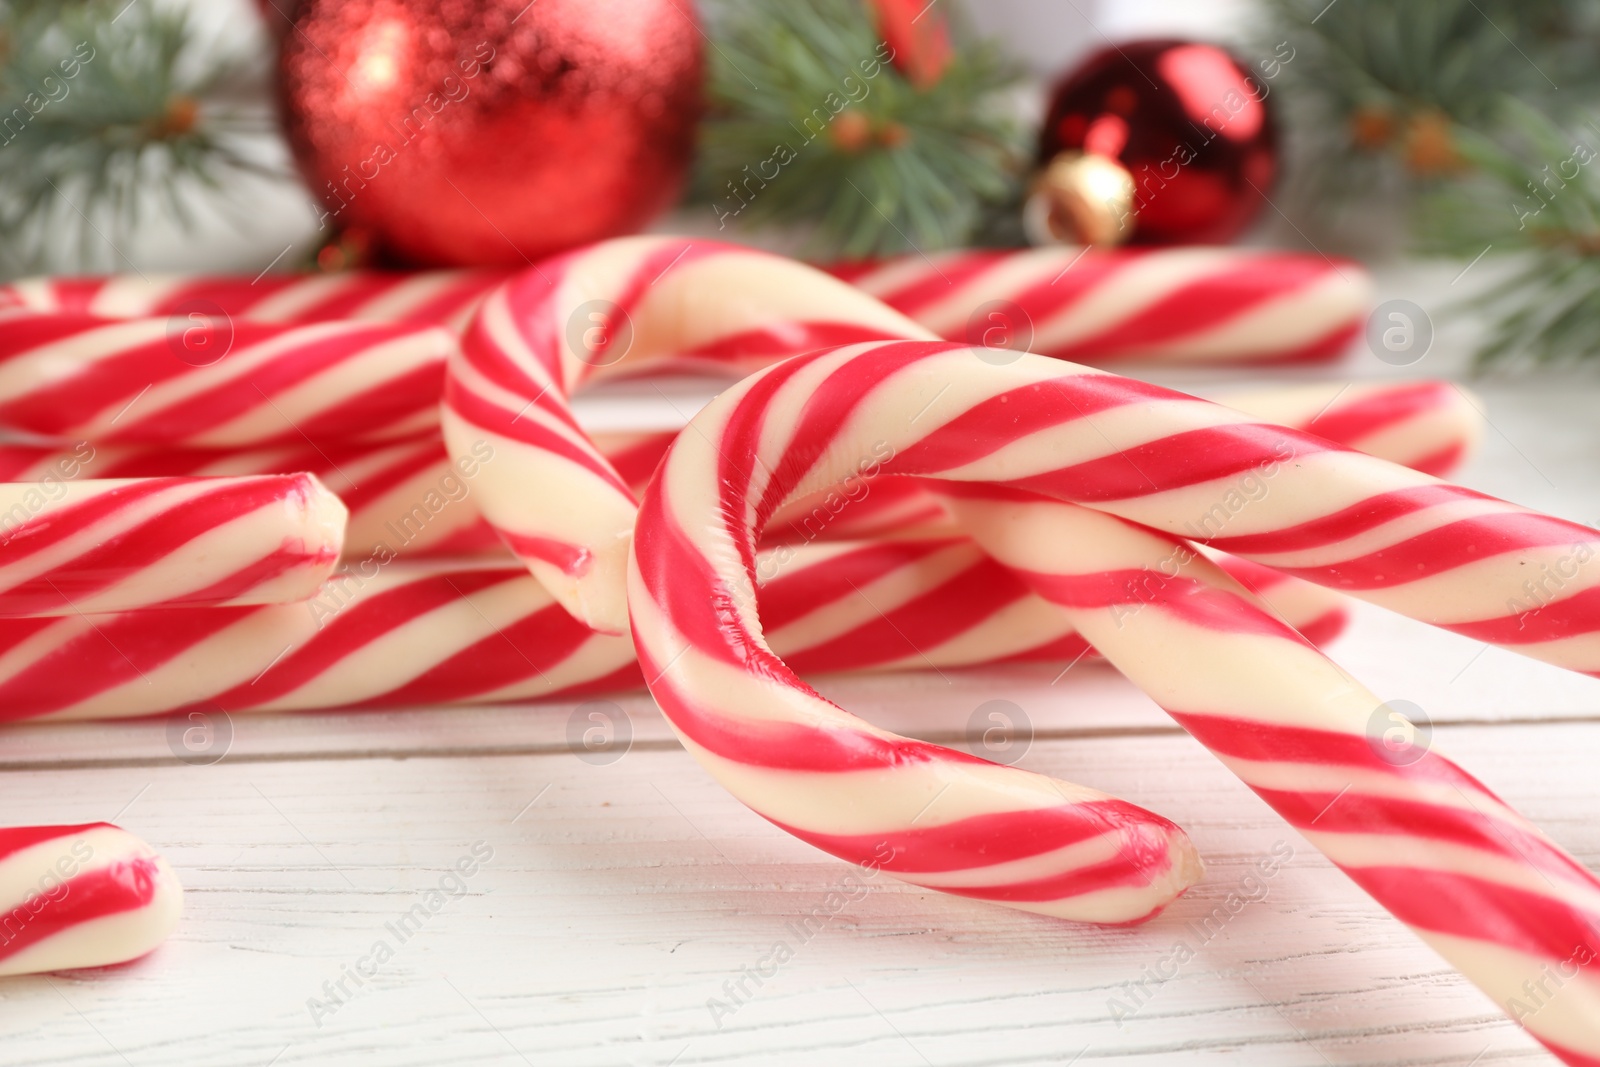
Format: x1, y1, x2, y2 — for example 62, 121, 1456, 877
1037, 39, 1279, 246
279, 0, 703, 267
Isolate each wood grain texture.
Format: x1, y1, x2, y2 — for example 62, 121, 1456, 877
0, 718, 1592, 1066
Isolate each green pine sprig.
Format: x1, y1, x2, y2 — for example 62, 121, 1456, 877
696, 0, 1026, 258
1416, 98, 1600, 366
0, 0, 280, 273
1253, 0, 1599, 235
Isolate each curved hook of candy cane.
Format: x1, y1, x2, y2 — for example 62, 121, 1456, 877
943, 493, 1600, 1066
628, 356, 1219, 925
627, 347, 1600, 927
656, 339, 1600, 673
0, 823, 183, 977
832, 246, 1373, 365
442, 235, 937, 635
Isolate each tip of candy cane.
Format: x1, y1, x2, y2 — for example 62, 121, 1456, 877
297, 473, 350, 559
0, 824, 184, 978
989, 821, 1206, 927
533, 537, 633, 636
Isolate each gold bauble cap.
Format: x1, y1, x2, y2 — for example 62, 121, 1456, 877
1023, 151, 1137, 247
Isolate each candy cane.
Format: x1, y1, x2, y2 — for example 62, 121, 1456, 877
831, 246, 1372, 364
0, 371, 1482, 575
1208, 378, 1483, 478
0, 439, 500, 560
627, 339, 1600, 1061
443, 237, 1403, 633
946, 495, 1600, 1065
443, 235, 930, 633
0, 541, 1339, 722
5, 246, 1368, 368
0, 823, 183, 978
0, 313, 457, 448
0, 270, 505, 329
0, 474, 344, 617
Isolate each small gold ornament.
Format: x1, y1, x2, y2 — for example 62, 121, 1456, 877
1023, 151, 1137, 247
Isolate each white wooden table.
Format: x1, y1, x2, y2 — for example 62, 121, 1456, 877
4, 262, 1599, 1066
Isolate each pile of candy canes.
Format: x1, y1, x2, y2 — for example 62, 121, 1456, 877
2, 236, 1594, 1064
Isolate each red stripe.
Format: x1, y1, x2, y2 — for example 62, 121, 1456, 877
998, 424, 1323, 503
1016, 568, 1311, 644
1, 476, 324, 614
600, 432, 677, 492
153, 277, 297, 317
782, 556, 1033, 675
743, 342, 948, 529
124, 330, 445, 445
1403, 442, 1466, 478
1444, 583, 1600, 646
889, 375, 1174, 476
443, 385, 632, 498
841, 252, 1001, 315
634, 477, 769, 670
1264, 514, 1596, 592
1346, 865, 1600, 965
639, 637, 988, 772
0, 823, 109, 862
1200, 484, 1507, 555
210, 568, 510, 706
768, 798, 1178, 874
380, 273, 505, 326
1293, 608, 1348, 648
1169, 712, 1497, 785
0, 855, 166, 964
1305, 381, 1457, 447
1046, 256, 1344, 358
495, 531, 593, 578
0, 608, 261, 719
0, 479, 175, 560
1258, 786, 1596, 886
347, 592, 604, 709
674, 321, 910, 366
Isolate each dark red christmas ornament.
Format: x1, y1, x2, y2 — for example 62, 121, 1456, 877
278, 0, 703, 268
1031, 39, 1279, 247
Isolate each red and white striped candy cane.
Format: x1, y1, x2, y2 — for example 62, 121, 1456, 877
628, 339, 1600, 1061
443, 235, 930, 633
1208, 378, 1483, 478
0, 439, 500, 560
947, 495, 1600, 1065
0, 270, 505, 329
643, 340, 1597, 674
442, 235, 1421, 634
0, 474, 344, 617
0, 374, 1482, 579
831, 246, 1372, 364
0, 541, 1340, 723
0, 823, 183, 978
0, 312, 457, 448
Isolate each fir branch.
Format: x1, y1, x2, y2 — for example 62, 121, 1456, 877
1253, 0, 1600, 238
0, 0, 279, 273
1415, 98, 1600, 366
696, 0, 1025, 258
